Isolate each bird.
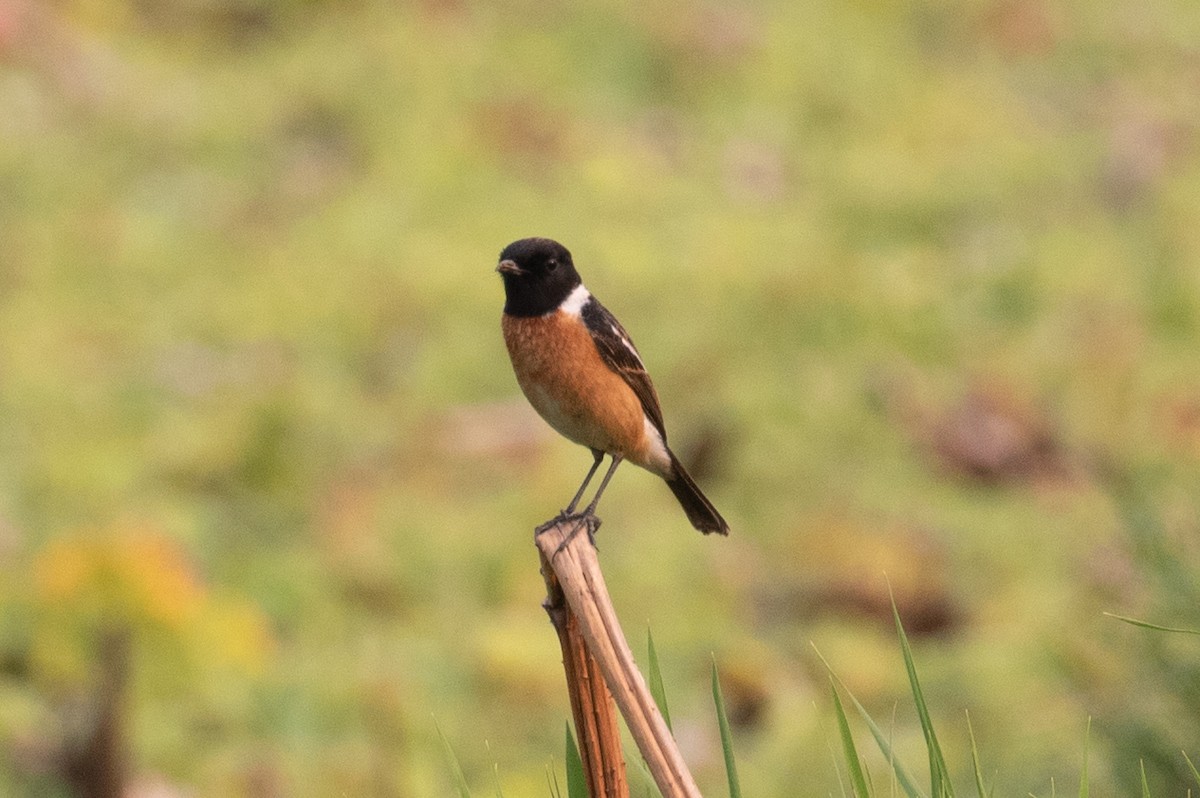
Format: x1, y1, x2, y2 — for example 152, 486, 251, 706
496, 237, 729, 535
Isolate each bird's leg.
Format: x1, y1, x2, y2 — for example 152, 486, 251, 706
537, 452, 617, 554
580, 455, 623, 518
562, 449, 605, 516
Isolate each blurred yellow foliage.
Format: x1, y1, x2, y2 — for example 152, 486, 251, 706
29, 526, 273, 683
35, 528, 204, 628
195, 596, 275, 674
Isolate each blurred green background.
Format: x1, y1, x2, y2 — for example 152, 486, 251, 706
2, 0, 1200, 794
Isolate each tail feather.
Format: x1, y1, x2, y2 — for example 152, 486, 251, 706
664, 451, 729, 535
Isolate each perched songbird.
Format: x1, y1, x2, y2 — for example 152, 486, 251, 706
496, 237, 729, 535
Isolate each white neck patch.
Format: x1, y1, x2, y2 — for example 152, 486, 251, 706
559, 283, 591, 317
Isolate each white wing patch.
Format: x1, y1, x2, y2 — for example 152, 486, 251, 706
559, 283, 591, 317
610, 323, 643, 367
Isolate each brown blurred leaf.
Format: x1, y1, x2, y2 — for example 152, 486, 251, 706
712, 661, 769, 733
929, 383, 1068, 486
672, 417, 730, 485
980, 0, 1061, 57
761, 516, 965, 639
1162, 392, 1200, 458
640, 3, 761, 71
474, 97, 570, 169
0, 0, 130, 112
1100, 109, 1190, 212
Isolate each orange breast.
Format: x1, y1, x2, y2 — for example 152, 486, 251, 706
503, 311, 661, 469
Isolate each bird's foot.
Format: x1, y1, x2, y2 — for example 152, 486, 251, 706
536, 510, 601, 556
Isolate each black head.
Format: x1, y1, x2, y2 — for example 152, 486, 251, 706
496, 237, 583, 317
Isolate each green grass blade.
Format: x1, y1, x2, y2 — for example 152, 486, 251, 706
1103, 612, 1200, 635
892, 599, 954, 798
1139, 760, 1150, 798
965, 711, 989, 798
1078, 717, 1090, 798
546, 765, 563, 798
493, 765, 505, 798
831, 680, 871, 798
435, 720, 473, 798
630, 756, 662, 798
813, 646, 926, 798
564, 723, 587, 798
484, 740, 505, 798
712, 659, 743, 798
1183, 751, 1200, 787
818, 709, 850, 798
647, 630, 673, 732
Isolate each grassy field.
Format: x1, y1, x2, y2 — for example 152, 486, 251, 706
2, 0, 1200, 794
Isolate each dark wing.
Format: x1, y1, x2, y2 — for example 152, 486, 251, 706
582, 298, 667, 442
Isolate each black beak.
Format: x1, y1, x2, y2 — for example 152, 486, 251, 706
496, 259, 526, 276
